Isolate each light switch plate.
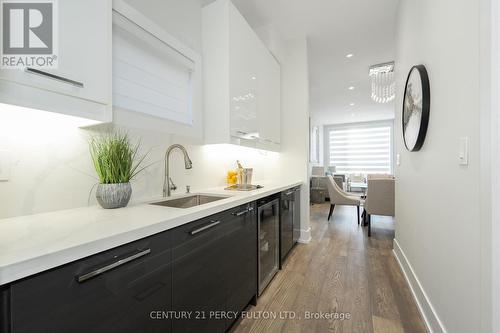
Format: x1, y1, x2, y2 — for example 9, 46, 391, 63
0, 150, 12, 181
458, 137, 469, 166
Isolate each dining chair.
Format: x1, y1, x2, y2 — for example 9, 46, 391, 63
364, 178, 395, 236
325, 175, 362, 225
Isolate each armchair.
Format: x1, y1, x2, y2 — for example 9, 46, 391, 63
364, 178, 395, 236
326, 175, 362, 225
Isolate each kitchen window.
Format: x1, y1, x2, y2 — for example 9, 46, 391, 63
325, 121, 394, 175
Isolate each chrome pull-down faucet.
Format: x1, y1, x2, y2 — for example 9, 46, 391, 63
163, 144, 192, 197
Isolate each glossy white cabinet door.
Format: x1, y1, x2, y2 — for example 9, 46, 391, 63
228, 2, 280, 147
203, 0, 281, 151
0, 0, 111, 106
258, 49, 281, 146
229, 4, 260, 140
269, 56, 281, 145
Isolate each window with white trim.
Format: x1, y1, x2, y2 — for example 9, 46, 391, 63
325, 121, 393, 175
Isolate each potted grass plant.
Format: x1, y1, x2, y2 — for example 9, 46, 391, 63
89, 132, 148, 209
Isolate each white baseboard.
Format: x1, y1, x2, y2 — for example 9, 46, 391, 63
393, 239, 447, 333
298, 227, 311, 244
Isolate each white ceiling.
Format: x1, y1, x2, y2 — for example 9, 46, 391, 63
217, 0, 399, 124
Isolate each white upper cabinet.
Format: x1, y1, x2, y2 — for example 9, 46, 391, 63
203, 0, 281, 151
258, 44, 281, 146
0, 0, 112, 123
229, 4, 259, 140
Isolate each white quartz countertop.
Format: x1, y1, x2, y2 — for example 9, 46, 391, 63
0, 180, 302, 285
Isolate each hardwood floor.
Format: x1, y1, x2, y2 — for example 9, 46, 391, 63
232, 203, 427, 333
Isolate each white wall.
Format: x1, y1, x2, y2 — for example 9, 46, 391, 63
487, 0, 499, 331
394, 0, 482, 332
280, 37, 311, 242
312, 108, 395, 129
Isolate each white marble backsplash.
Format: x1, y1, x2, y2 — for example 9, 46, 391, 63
0, 106, 281, 219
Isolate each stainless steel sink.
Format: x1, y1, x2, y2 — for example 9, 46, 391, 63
150, 194, 228, 209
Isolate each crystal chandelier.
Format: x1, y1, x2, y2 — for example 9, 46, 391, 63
369, 61, 395, 103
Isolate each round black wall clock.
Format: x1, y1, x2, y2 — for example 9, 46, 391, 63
402, 65, 430, 151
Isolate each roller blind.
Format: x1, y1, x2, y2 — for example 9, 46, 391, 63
326, 122, 393, 174
112, 11, 194, 125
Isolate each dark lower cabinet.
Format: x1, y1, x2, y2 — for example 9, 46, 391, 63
7, 231, 173, 333
292, 187, 301, 244
0, 201, 260, 333
1, 285, 9, 333
224, 203, 257, 329
280, 186, 301, 265
280, 190, 294, 263
171, 203, 257, 333
171, 212, 229, 333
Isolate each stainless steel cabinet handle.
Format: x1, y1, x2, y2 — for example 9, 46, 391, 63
76, 248, 151, 283
233, 205, 254, 216
25, 67, 84, 88
233, 209, 248, 217
285, 190, 295, 196
190, 220, 220, 235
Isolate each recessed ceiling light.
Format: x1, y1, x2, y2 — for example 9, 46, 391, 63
350, 102, 355, 106
346, 53, 354, 58
348, 86, 355, 90
251, 76, 257, 80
